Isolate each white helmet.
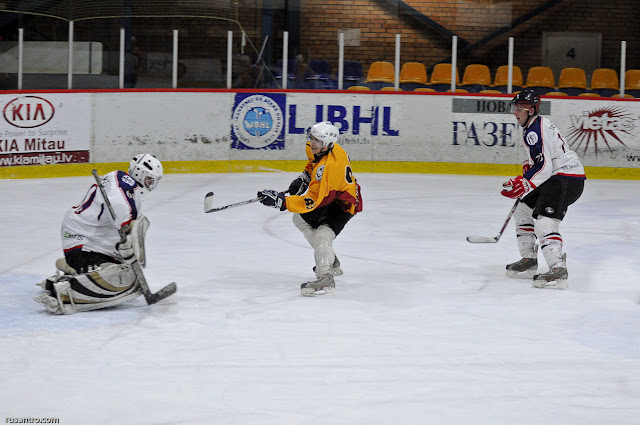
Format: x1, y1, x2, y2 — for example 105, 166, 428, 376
308, 121, 339, 148
128, 153, 163, 191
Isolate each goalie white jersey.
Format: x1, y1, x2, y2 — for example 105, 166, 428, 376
61, 171, 142, 260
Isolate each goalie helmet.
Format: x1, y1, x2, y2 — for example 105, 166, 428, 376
128, 153, 163, 191
511, 89, 541, 115
308, 121, 339, 148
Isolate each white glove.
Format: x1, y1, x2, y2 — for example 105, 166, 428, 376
117, 234, 135, 263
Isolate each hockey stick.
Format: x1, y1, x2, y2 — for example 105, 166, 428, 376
204, 189, 290, 213
204, 192, 265, 213
92, 170, 177, 304
466, 199, 520, 243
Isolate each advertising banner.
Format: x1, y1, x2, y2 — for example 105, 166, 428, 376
0, 93, 90, 167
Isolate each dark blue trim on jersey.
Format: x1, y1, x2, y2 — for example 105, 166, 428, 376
116, 170, 139, 220
523, 116, 544, 181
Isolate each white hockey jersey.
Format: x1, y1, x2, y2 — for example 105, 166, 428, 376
61, 171, 142, 259
522, 115, 586, 188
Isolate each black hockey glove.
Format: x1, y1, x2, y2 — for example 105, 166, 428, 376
288, 171, 310, 196
258, 190, 287, 211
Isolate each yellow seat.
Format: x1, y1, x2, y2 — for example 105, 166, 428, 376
578, 92, 600, 97
624, 69, 640, 97
526, 66, 555, 91
590, 68, 618, 90
379, 86, 402, 91
414, 87, 435, 92
589, 68, 619, 96
347, 85, 371, 91
558, 67, 587, 94
430, 63, 460, 85
625, 69, 640, 90
365, 61, 394, 83
545, 91, 567, 97
479, 89, 503, 94
611, 93, 634, 98
494, 65, 524, 89
446, 88, 468, 93
399, 62, 428, 84
461, 64, 492, 92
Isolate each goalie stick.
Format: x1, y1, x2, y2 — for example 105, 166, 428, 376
92, 170, 177, 304
204, 190, 289, 213
466, 199, 520, 243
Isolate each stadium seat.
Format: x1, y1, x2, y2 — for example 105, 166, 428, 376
557, 67, 587, 96
460, 64, 492, 93
399, 62, 429, 90
493, 65, 524, 93
525, 66, 555, 93
429, 63, 460, 92
611, 93, 634, 98
300, 60, 336, 89
447, 88, 468, 93
273, 59, 299, 88
365, 61, 394, 90
589, 68, 619, 97
545, 91, 567, 97
624, 69, 640, 97
479, 89, 503, 94
414, 87, 435, 92
379, 86, 402, 91
343, 61, 364, 89
347, 85, 371, 91
578, 92, 600, 97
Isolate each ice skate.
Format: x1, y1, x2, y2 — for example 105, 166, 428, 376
300, 273, 335, 296
533, 254, 568, 289
313, 255, 343, 277
505, 257, 538, 278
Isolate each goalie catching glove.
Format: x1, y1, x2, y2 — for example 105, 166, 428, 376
501, 175, 534, 199
258, 189, 287, 211
288, 171, 310, 196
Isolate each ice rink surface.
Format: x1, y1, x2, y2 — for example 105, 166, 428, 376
1, 172, 639, 425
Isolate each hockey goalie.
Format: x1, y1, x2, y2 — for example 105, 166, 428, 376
34, 154, 163, 315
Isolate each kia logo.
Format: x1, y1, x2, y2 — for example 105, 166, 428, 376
3, 96, 55, 128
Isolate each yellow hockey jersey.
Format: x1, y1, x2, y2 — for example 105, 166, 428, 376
285, 142, 362, 215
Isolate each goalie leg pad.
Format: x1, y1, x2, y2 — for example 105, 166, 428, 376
35, 263, 141, 314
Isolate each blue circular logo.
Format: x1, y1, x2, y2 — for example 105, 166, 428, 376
232, 95, 284, 149
243, 107, 273, 137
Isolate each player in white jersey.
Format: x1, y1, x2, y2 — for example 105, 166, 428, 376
501, 89, 586, 288
34, 153, 163, 314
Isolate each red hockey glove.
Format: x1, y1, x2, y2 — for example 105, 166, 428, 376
501, 175, 533, 199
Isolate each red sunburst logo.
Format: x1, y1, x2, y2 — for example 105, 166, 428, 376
566, 106, 635, 157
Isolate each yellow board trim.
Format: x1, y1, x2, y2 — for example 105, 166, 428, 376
0, 160, 638, 179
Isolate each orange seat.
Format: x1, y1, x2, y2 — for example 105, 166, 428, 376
414, 87, 435, 92
558, 67, 587, 91
379, 86, 402, 91
590, 68, 618, 90
578, 92, 600, 97
624, 69, 640, 90
365, 61, 394, 83
430, 63, 460, 85
446, 88, 468, 93
347, 85, 371, 91
545, 91, 567, 97
611, 93, 634, 98
526, 66, 555, 91
494, 65, 524, 89
399, 62, 428, 84
461, 64, 492, 92
479, 89, 503, 94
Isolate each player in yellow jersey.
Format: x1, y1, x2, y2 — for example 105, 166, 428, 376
258, 121, 363, 296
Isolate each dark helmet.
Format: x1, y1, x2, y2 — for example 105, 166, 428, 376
511, 89, 541, 115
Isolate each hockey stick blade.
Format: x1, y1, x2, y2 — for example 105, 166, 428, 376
204, 191, 215, 213
466, 236, 499, 243
465, 199, 520, 245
